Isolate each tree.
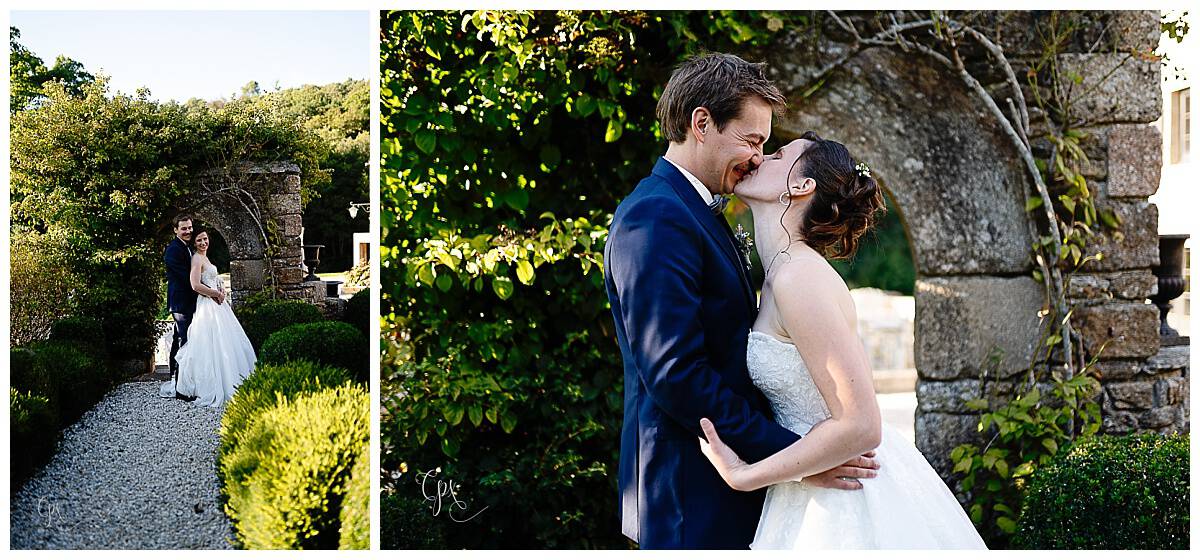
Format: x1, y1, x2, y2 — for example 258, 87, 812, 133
9, 26, 94, 112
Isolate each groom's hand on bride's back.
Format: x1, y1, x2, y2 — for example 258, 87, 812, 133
802, 450, 880, 490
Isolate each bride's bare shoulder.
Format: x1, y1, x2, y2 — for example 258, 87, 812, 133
766, 252, 856, 325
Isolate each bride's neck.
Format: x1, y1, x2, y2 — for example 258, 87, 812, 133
747, 199, 807, 273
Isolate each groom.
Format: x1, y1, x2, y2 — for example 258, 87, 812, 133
604, 53, 879, 549
164, 213, 206, 401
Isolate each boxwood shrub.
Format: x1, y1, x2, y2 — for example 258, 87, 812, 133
261, 321, 368, 382
220, 383, 369, 549
1014, 432, 1189, 549
240, 300, 324, 352
10, 388, 59, 483
218, 360, 352, 459
13, 340, 110, 424
338, 447, 370, 550
48, 315, 107, 354
341, 288, 371, 337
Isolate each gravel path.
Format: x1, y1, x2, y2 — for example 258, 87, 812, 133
10, 382, 235, 549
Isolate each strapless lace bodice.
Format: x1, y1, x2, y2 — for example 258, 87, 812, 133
200, 262, 222, 291
747, 331, 830, 436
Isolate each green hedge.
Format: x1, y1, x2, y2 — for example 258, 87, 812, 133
338, 447, 371, 550
342, 288, 371, 337
1014, 433, 1189, 549
10, 388, 59, 483
220, 383, 369, 549
240, 300, 324, 352
49, 315, 107, 355
11, 339, 111, 424
380, 492, 448, 549
261, 322, 368, 382
218, 360, 352, 459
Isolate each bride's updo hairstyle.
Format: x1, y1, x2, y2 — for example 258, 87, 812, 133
789, 131, 885, 260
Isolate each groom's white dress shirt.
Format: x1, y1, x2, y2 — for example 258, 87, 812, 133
663, 156, 715, 206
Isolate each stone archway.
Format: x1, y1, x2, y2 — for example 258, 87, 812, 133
186, 162, 327, 311
766, 10, 1187, 481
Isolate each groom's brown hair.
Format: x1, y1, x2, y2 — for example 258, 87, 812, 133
656, 52, 786, 143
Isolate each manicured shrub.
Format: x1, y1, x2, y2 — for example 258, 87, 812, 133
380, 492, 448, 549
239, 300, 324, 352
1014, 433, 1189, 549
341, 288, 371, 337
9, 347, 38, 396
338, 448, 370, 550
49, 315, 108, 357
219, 360, 352, 459
14, 340, 110, 424
261, 322, 368, 382
10, 388, 59, 484
221, 384, 369, 550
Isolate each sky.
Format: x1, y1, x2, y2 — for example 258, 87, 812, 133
10, 11, 371, 103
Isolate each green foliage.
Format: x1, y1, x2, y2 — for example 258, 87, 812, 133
337, 447, 371, 550
9, 26, 94, 112
342, 288, 372, 337
220, 383, 369, 550
346, 258, 371, 287
12, 340, 113, 425
1013, 433, 1189, 549
219, 360, 352, 459
48, 315, 107, 354
950, 366, 1102, 546
10, 76, 329, 361
381, 10, 812, 547
10, 388, 60, 484
8, 227, 82, 346
379, 491, 448, 549
239, 300, 325, 352
261, 322, 369, 382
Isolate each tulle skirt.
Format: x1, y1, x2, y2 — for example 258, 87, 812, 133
160, 295, 256, 408
751, 423, 987, 549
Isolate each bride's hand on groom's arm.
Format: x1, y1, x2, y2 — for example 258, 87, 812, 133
698, 418, 755, 491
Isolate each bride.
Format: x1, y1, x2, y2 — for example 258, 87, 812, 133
159, 229, 257, 407
697, 132, 986, 549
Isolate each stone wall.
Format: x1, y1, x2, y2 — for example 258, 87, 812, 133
768, 10, 1188, 481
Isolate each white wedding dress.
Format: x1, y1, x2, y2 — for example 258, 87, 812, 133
159, 262, 257, 407
746, 330, 986, 549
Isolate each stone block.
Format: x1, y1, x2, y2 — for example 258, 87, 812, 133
1067, 270, 1157, 301
915, 412, 982, 480
270, 193, 302, 216
1091, 359, 1141, 381
277, 215, 303, 238
1102, 409, 1138, 434
915, 276, 1043, 380
1138, 407, 1179, 429
275, 266, 306, 285
1142, 345, 1190, 374
1081, 200, 1158, 271
1056, 53, 1161, 124
1106, 124, 1161, 197
1105, 380, 1154, 409
229, 259, 266, 291
1071, 302, 1160, 359
1154, 376, 1187, 407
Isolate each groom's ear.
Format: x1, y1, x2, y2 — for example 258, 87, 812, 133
690, 107, 712, 142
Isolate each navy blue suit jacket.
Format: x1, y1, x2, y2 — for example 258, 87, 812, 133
604, 158, 801, 549
165, 237, 197, 316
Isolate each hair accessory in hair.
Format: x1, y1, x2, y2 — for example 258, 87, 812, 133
855, 162, 871, 178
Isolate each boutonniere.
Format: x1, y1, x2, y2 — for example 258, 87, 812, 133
733, 224, 754, 272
